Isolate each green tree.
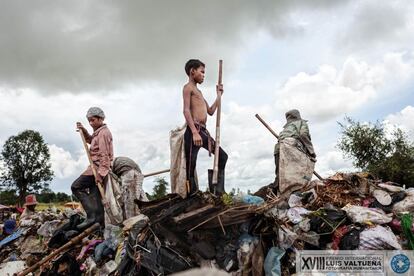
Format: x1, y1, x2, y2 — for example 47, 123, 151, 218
0, 130, 54, 206
150, 177, 168, 200
338, 117, 414, 186
56, 192, 71, 202
0, 190, 18, 205
37, 188, 56, 203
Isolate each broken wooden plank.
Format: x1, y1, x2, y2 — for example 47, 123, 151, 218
173, 204, 215, 223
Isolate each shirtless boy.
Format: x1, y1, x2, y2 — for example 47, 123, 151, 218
182, 59, 228, 194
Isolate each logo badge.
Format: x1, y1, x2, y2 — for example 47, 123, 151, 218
391, 254, 410, 274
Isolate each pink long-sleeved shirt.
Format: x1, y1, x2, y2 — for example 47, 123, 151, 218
82, 124, 113, 177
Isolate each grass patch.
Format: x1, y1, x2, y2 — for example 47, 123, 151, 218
35, 202, 69, 211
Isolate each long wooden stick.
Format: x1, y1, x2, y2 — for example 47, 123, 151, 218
255, 114, 324, 181
212, 60, 223, 189
110, 168, 170, 186
143, 169, 170, 178
17, 223, 99, 276
78, 129, 113, 214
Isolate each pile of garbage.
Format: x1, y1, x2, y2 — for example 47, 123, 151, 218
0, 172, 413, 275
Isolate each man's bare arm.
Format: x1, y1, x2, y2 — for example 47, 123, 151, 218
183, 85, 202, 146
206, 84, 223, 115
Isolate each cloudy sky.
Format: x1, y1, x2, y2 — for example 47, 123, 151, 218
1, 0, 413, 194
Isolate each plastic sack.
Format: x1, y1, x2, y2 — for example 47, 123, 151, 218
342, 204, 392, 225
104, 177, 123, 225
378, 182, 404, 193
358, 225, 401, 250
278, 138, 315, 195
393, 188, 414, 213
264, 247, 285, 276
170, 124, 190, 198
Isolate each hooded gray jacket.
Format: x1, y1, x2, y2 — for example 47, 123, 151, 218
274, 109, 316, 157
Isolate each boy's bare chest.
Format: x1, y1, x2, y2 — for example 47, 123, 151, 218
191, 89, 206, 103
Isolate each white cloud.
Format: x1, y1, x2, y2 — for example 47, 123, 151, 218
385, 105, 414, 138
275, 53, 414, 122
48, 144, 86, 179
316, 148, 355, 177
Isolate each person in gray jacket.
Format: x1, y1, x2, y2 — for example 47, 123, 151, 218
274, 109, 316, 186
112, 156, 148, 219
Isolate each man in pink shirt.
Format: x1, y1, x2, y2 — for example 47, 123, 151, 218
72, 107, 113, 230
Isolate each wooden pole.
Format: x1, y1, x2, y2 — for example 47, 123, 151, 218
255, 114, 324, 181
212, 60, 223, 190
17, 223, 99, 276
143, 169, 170, 178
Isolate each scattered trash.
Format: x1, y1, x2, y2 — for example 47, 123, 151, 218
0, 172, 412, 275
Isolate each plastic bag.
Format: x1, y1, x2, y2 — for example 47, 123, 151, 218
339, 227, 363, 250
287, 207, 310, 224
359, 225, 401, 250
393, 189, 414, 213
104, 177, 123, 225
264, 247, 285, 276
278, 138, 314, 194
242, 194, 265, 206
342, 204, 392, 224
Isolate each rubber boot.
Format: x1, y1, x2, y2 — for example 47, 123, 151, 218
208, 169, 225, 195
208, 170, 225, 196
216, 170, 225, 195
189, 177, 198, 195
208, 169, 214, 194
90, 185, 105, 227
75, 189, 96, 230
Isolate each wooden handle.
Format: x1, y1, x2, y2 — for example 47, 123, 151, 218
212, 60, 223, 186
218, 59, 223, 85
143, 169, 170, 178
255, 114, 279, 140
